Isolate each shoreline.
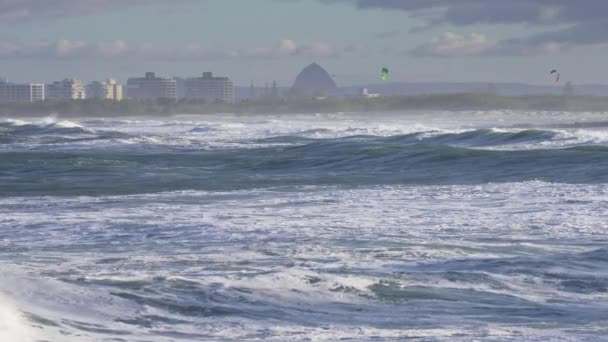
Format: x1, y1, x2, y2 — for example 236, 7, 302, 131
1, 94, 608, 118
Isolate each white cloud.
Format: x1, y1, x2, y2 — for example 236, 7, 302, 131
326, 0, 608, 55
0, 39, 129, 59
54, 40, 87, 57
97, 40, 129, 57
0, 39, 347, 60
297, 42, 337, 57
412, 30, 608, 57
0, 0, 186, 22
538, 6, 562, 22
278, 39, 298, 55
413, 32, 495, 57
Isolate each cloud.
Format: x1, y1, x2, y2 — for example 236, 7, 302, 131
412, 32, 495, 57
323, 0, 608, 55
296, 42, 337, 57
0, 39, 348, 60
412, 28, 608, 58
0, 39, 131, 59
374, 30, 401, 39
158, 40, 344, 60
0, 0, 187, 22
326, 0, 605, 25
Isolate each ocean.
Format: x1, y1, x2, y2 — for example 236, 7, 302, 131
1, 111, 608, 341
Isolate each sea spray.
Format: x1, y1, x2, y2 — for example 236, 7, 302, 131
0, 294, 36, 342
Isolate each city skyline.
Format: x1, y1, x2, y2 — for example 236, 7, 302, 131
0, 1, 607, 85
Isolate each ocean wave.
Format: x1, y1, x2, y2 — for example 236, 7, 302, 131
4, 249, 608, 340
4, 115, 608, 153
0, 118, 95, 138
259, 128, 562, 148
2, 180, 608, 340
3, 112, 608, 341
1, 140, 607, 196
0, 118, 143, 148
0, 293, 37, 342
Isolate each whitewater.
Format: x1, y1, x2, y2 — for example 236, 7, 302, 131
1, 110, 608, 341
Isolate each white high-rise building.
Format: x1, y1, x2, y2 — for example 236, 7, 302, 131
126, 72, 177, 101
185, 72, 235, 103
0, 83, 45, 103
87, 79, 123, 101
46, 79, 86, 100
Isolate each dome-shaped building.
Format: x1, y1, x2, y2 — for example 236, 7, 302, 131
291, 63, 337, 96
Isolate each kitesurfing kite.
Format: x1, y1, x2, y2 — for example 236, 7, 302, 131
550, 69, 560, 83
381, 67, 389, 81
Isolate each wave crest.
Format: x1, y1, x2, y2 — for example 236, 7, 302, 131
0, 294, 37, 342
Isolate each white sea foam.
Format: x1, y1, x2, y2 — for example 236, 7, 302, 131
2, 111, 608, 340
1, 118, 29, 126
3, 111, 608, 152
0, 293, 37, 342
2, 182, 608, 340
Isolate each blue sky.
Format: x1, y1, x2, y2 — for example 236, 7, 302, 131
0, 0, 606, 86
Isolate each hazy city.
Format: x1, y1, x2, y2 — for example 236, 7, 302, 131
4, 62, 608, 116
2, 1, 608, 342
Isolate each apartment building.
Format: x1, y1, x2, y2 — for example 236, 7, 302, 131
126, 72, 177, 100
0, 83, 45, 102
185, 72, 235, 103
87, 79, 123, 101
46, 79, 86, 100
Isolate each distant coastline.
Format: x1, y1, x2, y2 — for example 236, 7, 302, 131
1, 94, 608, 117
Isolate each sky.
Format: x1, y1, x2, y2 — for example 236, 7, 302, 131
0, 0, 607, 86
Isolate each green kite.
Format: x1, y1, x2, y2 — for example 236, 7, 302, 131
381, 67, 389, 81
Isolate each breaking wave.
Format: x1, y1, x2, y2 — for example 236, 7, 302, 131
1, 135, 608, 196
